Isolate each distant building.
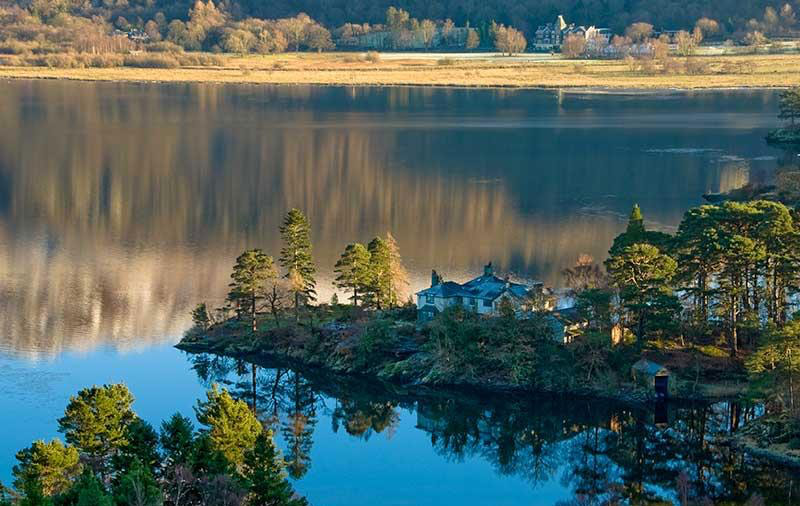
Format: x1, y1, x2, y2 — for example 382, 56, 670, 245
534, 15, 612, 52
415, 262, 547, 322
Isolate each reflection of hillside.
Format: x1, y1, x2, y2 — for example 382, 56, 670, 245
0, 81, 775, 356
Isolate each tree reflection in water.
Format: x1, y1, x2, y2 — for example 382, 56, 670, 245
186, 353, 798, 504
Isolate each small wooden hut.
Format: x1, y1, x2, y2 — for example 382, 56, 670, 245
631, 359, 673, 399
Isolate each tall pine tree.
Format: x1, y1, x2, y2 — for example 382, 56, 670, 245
243, 432, 307, 506
333, 243, 371, 306
279, 209, 317, 318
229, 249, 276, 333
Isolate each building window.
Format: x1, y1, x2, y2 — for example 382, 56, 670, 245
482, 299, 493, 308
426, 295, 435, 304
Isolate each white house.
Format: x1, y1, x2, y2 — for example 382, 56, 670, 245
415, 263, 546, 322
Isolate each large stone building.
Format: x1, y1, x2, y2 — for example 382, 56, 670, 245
534, 15, 611, 51
415, 263, 546, 322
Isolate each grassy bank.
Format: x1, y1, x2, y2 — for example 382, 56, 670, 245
1, 52, 799, 89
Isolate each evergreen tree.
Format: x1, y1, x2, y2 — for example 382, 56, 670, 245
13, 439, 82, 497
229, 249, 277, 333
19, 480, 52, 506
243, 433, 307, 506
364, 237, 392, 310
606, 243, 679, 341
191, 303, 212, 332
778, 87, 800, 127
113, 459, 162, 506
159, 413, 195, 468
195, 385, 263, 471
333, 243, 371, 306
280, 373, 316, 480
73, 471, 112, 506
609, 204, 672, 257
57, 385, 137, 477
279, 209, 317, 317
385, 233, 409, 307
112, 418, 160, 479
746, 320, 800, 415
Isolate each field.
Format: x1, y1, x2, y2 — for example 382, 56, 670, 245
1, 52, 799, 89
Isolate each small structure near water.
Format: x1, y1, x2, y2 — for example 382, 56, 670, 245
631, 359, 673, 399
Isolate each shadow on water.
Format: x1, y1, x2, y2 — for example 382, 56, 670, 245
185, 351, 798, 505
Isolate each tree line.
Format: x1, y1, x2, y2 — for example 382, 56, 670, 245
1, 383, 306, 506
194, 208, 411, 334
3, 0, 800, 59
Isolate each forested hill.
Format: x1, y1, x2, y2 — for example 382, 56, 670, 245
6, 0, 796, 35
235, 0, 785, 33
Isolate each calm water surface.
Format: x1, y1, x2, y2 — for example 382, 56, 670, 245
0, 80, 796, 504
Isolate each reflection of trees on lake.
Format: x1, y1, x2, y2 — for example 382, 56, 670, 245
186, 354, 798, 503
0, 81, 779, 356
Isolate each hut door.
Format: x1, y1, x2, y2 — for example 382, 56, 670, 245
654, 375, 669, 399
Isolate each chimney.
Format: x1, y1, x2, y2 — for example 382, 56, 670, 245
484, 262, 493, 277
431, 270, 440, 287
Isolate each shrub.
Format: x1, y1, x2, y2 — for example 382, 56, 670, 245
436, 57, 455, 66
685, 58, 710, 75
788, 437, 800, 450
123, 54, 179, 68
89, 53, 122, 68
0, 40, 28, 55
364, 51, 380, 63
145, 41, 184, 53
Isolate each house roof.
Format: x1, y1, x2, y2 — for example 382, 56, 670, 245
417, 271, 542, 301
632, 359, 669, 376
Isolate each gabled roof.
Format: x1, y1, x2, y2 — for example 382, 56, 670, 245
632, 359, 669, 376
417, 271, 542, 301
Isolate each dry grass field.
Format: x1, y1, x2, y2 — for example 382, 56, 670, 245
1, 52, 798, 89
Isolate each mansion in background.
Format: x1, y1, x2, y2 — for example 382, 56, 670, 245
415, 263, 550, 322
534, 15, 612, 51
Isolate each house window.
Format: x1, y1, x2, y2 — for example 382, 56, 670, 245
426, 295, 435, 304
482, 299, 493, 308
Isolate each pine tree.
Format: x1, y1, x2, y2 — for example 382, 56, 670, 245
57, 385, 137, 478
333, 243, 371, 306
606, 243, 678, 341
229, 249, 276, 333
112, 418, 160, 479
159, 413, 195, 468
279, 209, 317, 318
195, 385, 262, 471
13, 439, 82, 497
778, 87, 800, 127
365, 237, 392, 310
73, 471, 112, 506
385, 233, 409, 307
113, 459, 161, 506
243, 433, 307, 506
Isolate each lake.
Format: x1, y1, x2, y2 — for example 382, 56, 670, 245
0, 80, 796, 504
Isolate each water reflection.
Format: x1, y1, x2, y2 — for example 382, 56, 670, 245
0, 81, 781, 356
186, 353, 798, 504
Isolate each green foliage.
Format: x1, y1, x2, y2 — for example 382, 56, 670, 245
355, 319, 396, 370
191, 303, 211, 331
606, 243, 679, 340
57, 384, 136, 476
746, 320, 800, 412
364, 237, 391, 309
195, 385, 263, 471
228, 249, 277, 331
609, 204, 673, 257
112, 418, 160, 478
73, 471, 112, 506
13, 439, 82, 497
778, 87, 800, 126
279, 209, 317, 307
113, 459, 162, 506
333, 242, 371, 306
19, 479, 52, 506
159, 413, 195, 467
243, 432, 306, 506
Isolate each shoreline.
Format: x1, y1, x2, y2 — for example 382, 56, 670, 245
0, 73, 791, 92
1, 52, 798, 90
